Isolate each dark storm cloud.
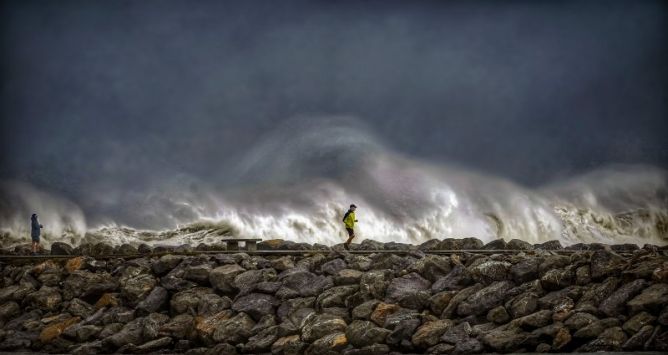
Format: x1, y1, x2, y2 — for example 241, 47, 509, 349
1, 0, 667, 225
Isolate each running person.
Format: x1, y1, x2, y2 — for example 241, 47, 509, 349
342, 204, 358, 250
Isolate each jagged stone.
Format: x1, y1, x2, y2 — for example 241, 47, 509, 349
590, 249, 627, 280
232, 293, 280, 321
411, 319, 453, 348
487, 305, 511, 324
627, 283, 668, 314
51, 242, 74, 255
212, 312, 255, 344
385, 272, 431, 309
623, 311, 656, 334
346, 320, 391, 347
300, 314, 347, 343
431, 264, 473, 292
457, 280, 514, 316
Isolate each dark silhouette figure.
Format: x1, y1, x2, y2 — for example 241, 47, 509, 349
31, 213, 43, 255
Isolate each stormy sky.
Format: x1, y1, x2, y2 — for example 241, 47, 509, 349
1, 0, 667, 226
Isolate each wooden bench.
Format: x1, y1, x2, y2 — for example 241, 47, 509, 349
221, 238, 262, 251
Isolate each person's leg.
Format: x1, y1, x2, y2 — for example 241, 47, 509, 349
32, 241, 37, 254
344, 229, 355, 249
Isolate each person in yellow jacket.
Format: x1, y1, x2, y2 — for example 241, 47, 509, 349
342, 204, 358, 250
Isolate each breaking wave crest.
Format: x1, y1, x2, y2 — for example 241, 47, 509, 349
1, 117, 667, 248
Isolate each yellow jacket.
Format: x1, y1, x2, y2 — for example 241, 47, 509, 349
343, 211, 356, 229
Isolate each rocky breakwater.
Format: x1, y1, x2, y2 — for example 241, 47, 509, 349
0, 238, 667, 354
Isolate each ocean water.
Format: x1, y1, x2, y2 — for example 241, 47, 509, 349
1, 120, 666, 248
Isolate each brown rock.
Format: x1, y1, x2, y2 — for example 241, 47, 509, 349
39, 317, 80, 342
370, 302, 400, 327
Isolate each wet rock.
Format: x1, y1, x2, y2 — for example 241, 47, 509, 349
575, 265, 591, 285
483, 239, 507, 250
321, 258, 347, 275
51, 242, 74, 255
453, 338, 483, 354
428, 290, 457, 316
352, 299, 380, 320
152, 255, 184, 276
103, 317, 144, 348
540, 267, 574, 290
383, 307, 420, 330
136, 286, 168, 315
0, 301, 20, 321
369, 304, 401, 329
183, 263, 214, 285
469, 260, 511, 284
212, 312, 255, 344
343, 343, 390, 355
487, 305, 511, 324
234, 269, 277, 296
411, 319, 453, 348
535, 240, 563, 250
565, 312, 599, 330
385, 272, 431, 309
508, 239, 533, 250
159, 313, 195, 339
418, 239, 441, 251
510, 309, 553, 330
116, 244, 138, 255
441, 283, 482, 318
590, 249, 627, 280
171, 287, 215, 314
599, 278, 648, 316
26, 285, 62, 310
301, 314, 347, 343
232, 293, 280, 321
623, 311, 656, 334
510, 257, 540, 284
209, 264, 245, 293
278, 269, 333, 298
441, 321, 472, 344
539, 255, 570, 274
457, 280, 513, 316
334, 269, 363, 285
627, 283, 668, 314
67, 298, 94, 318
508, 292, 539, 318
576, 277, 618, 310
573, 321, 605, 339
63, 270, 118, 300
243, 325, 279, 352
622, 258, 665, 280
346, 320, 391, 347
578, 326, 628, 351
431, 264, 472, 293
386, 317, 420, 348
271, 256, 296, 271
276, 297, 315, 323
623, 324, 654, 350
120, 273, 157, 305
481, 325, 529, 352
409, 254, 451, 282
316, 285, 359, 309
305, 332, 348, 355
272, 334, 306, 355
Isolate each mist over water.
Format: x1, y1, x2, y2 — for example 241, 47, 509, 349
1, 118, 666, 248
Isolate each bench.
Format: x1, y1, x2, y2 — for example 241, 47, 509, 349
221, 238, 262, 251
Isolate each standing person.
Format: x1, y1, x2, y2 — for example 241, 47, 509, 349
342, 204, 358, 250
30, 213, 43, 255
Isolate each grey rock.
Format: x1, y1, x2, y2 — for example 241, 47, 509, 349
136, 286, 168, 315
243, 326, 279, 352
232, 293, 280, 321
67, 298, 95, 318
346, 320, 391, 347
600, 279, 648, 316
590, 249, 627, 280
316, 285, 359, 309
623, 324, 654, 350
278, 269, 333, 298
507, 239, 533, 250
212, 312, 256, 344
151, 255, 184, 275
457, 280, 514, 316
320, 258, 347, 275
483, 239, 507, 250
385, 272, 431, 309
431, 264, 472, 292
623, 311, 656, 334
469, 260, 511, 284
510, 257, 540, 284
300, 313, 347, 343
51, 242, 74, 255
627, 283, 668, 314
441, 283, 482, 318
487, 305, 511, 324
352, 299, 380, 320
481, 325, 529, 352
209, 264, 245, 293
577, 326, 627, 352
409, 254, 452, 282
411, 319, 453, 348
535, 240, 563, 250
512, 310, 553, 329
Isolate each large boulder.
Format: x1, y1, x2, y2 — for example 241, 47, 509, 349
209, 264, 245, 293
277, 269, 333, 299
51, 242, 74, 255
411, 320, 453, 349
409, 255, 452, 282
510, 257, 541, 284
599, 279, 649, 317
627, 283, 668, 314
468, 260, 511, 284
301, 314, 347, 343
120, 273, 157, 305
151, 255, 184, 276
26, 286, 62, 311
316, 285, 359, 309
481, 325, 529, 352
232, 293, 280, 321
63, 270, 118, 300
360, 269, 393, 299
320, 259, 347, 275
385, 272, 431, 309
212, 312, 256, 344
457, 281, 514, 316
170, 287, 215, 314
431, 264, 473, 292
590, 249, 627, 280
136, 286, 169, 315
346, 320, 391, 348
